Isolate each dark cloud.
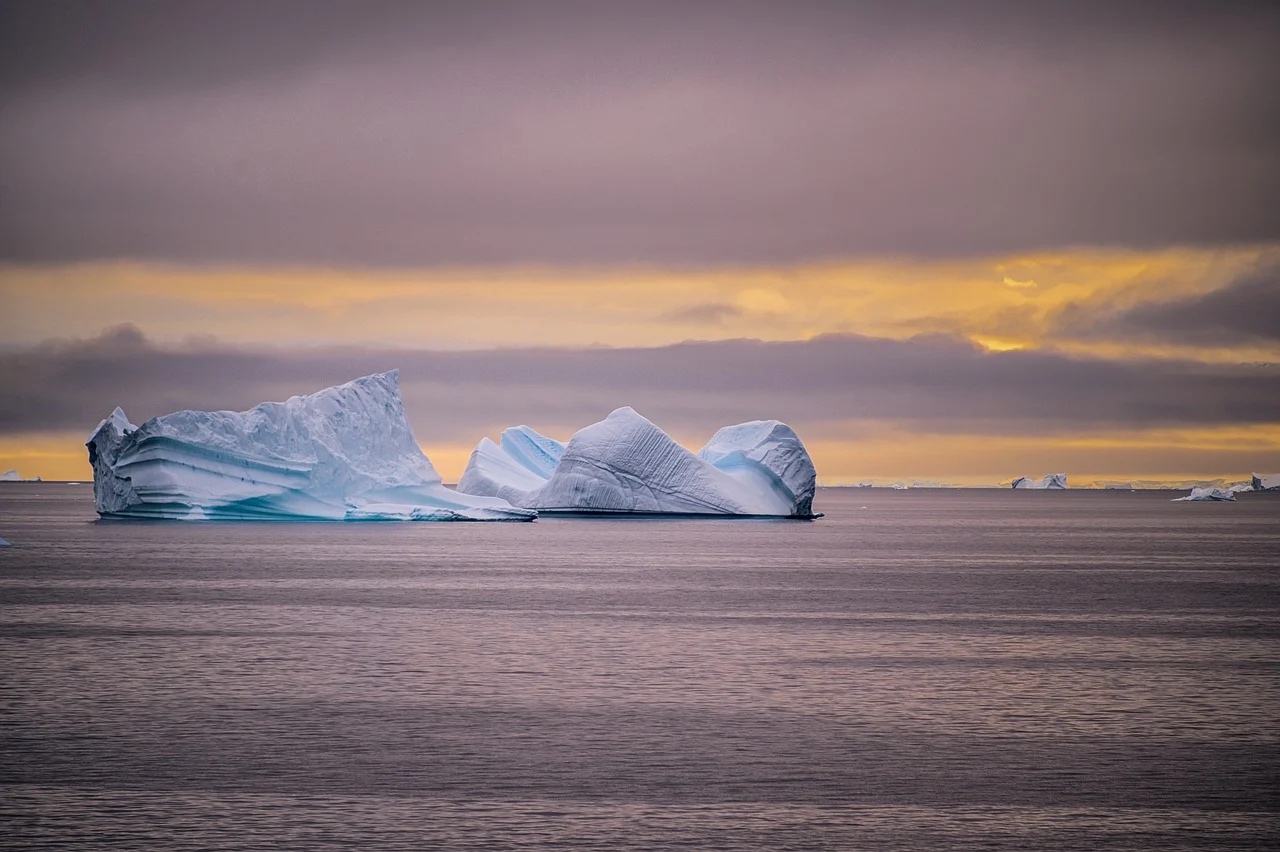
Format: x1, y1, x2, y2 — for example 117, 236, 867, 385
1055, 264, 1280, 345
3, 326, 1277, 447
1, 1, 1277, 266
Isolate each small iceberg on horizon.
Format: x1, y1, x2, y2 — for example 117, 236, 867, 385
1252, 473, 1280, 492
1173, 487, 1236, 502
1012, 473, 1067, 489
457, 407, 818, 518
86, 371, 535, 522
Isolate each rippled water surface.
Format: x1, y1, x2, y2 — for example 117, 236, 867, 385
2, 484, 1278, 849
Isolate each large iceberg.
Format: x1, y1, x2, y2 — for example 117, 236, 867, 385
86, 371, 535, 521
457, 407, 818, 518
1173, 486, 1236, 502
1012, 473, 1067, 489
1252, 473, 1280, 491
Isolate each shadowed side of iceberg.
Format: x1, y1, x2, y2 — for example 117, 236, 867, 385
86, 371, 535, 521
457, 407, 819, 518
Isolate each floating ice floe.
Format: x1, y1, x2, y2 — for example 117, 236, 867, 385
0, 535, 9, 547
86, 371, 535, 521
1252, 473, 1280, 492
1172, 487, 1236, 502
1011, 473, 1068, 489
1226, 481, 1256, 494
457, 407, 818, 517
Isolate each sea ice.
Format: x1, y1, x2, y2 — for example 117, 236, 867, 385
457, 407, 818, 517
1252, 473, 1280, 491
0, 536, 9, 547
1011, 473, 1068, 489
1172, 487, 1236, 502
86, 371, 535, 521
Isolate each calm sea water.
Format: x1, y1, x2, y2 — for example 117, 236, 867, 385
1, 484, 1278, 850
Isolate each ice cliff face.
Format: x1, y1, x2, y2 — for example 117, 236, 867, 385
86, 371, 534, 521
457, 407, 818, 517
1173, 487, 1236, 502
1011, 473, 1068, 489
1252, 473, 1280, 491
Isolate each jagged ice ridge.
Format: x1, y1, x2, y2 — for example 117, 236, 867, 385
86, 371, 535, 521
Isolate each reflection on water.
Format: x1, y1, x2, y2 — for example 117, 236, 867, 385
2, 484, 1278, 849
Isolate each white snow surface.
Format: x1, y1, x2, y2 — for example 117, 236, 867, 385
1173, 487, 1236, 502
457, 407, 818, 517
85, 371, 534, 521
1252, 473, 1280, 491
1012, 473, 1068, 489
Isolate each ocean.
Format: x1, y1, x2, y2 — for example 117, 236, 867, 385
2, 484, 1278, 850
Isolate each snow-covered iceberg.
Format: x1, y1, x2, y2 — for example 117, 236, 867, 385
1012, 473, 1067, 489
1252, 473, 1280, 492
0, 469, 20, 482
457, 407, 818, 518
86, 371, 535, 522
1173, 487, 1236, 502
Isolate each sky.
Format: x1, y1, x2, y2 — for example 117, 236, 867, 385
2, 0, 1278, 484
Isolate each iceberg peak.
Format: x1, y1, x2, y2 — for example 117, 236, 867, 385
458, 408, 818, 517
1012, 473, 1067, 489
86, 371, 534, 521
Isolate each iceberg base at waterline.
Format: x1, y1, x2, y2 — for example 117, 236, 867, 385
1172, 487, 1236, 502
86, 371, 535, 522
458, 407, 819, 518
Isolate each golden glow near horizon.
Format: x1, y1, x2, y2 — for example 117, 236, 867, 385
2, 243, 1278, 483
2, 245, 1277, 361
5, 421, 1277, 487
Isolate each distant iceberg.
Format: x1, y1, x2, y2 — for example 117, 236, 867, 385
86, 371, 535, 521
1173, 487, 1236, 502
1012, 473, 1067, 489
457, 407, 818, 517
0, 535, 9, 547
1253, 473, 1280, 492
0, 470, 18, 482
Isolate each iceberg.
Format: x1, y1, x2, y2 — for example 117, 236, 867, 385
0, 469, 20, 482
457, 407, 818, 518
1252, 473, 1280, 491
1173, 487, 1236, 502
0, 535, 9, 547
1011, 473, 1067, 489
86, 371, 535, 522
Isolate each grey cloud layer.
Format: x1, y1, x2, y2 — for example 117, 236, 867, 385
2, 0, 1277, 265
1053, 262, 1280, 345
3, 326, 1276, 444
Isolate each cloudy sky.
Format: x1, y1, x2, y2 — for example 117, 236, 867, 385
2, 0, 1278, 483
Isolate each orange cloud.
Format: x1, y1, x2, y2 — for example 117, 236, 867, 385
2, 246, 1276, 363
